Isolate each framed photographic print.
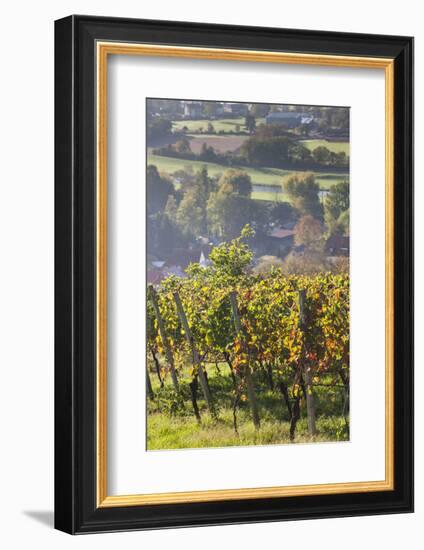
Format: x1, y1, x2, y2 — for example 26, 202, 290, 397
54, 15, 413, 534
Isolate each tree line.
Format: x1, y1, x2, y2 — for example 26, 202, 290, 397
152, 126, 348, 171
147, 163, 349, 271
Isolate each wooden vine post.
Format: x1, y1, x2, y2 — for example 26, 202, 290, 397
148, 285, 179, 392
146, 366, 154, 400
229, 291, 260, 430
173, 292, 215, 417
298, 289, 317, 436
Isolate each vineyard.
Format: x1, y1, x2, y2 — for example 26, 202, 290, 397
146, 228, 350, 450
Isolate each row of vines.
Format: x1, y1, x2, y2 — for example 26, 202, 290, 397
146, 228, 350, 442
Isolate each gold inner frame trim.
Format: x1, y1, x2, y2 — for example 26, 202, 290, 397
96, 41, 395, 508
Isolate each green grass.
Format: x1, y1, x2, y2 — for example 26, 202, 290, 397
251, 190, 285, 202
300, 139, 350, 155
186, 133, 241, 139
172, 117, 265, 133
147, 153, 349, 199
147, 366, 349, 450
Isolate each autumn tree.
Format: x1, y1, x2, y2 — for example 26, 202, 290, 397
174, 138, 191, 154
294, 215, 324, 251
218, 169, 252, 197
283, 172, 323, 220
207, 185, 266, 240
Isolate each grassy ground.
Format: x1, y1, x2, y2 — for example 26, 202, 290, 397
147, 153, 349, 198
172, 117, 265, 133
251, 190, 287, 202
147, 366, 349, 450
300, 139, 350, 155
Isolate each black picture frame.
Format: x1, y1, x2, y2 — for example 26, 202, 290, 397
55, 14, 414, 534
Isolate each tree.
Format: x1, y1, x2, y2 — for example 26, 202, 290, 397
148, 211, 186, 257
330, 108, 349, 130
194, 165, 212, 201
206, 183, 235, 239
289, 143, 313, 164
283, 172, 323, 219
244, 113, 256, 134
312, 145, 331, 165
294, 215, 324, 251
324, 180, 349, 219
147, 118, 172, 141
250, 104, 270, 117
324, 180, 349, 234
199, 143, 217, 162
174, 166, 213, 238
243, 135, 284, 166
208, 224, 255, 278
164, 195, 178, 222
332, 208, 350, 236
147, 165, 174, 214
218, 169, 252, 197
269, 201, 296, 226
174, 138, 191, 154
207, 188, 266, 240
176, 189, 204, 237
203, 102, 217, 117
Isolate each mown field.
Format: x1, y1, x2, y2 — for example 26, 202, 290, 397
147, 153, 349, 201
300, 139, 350, 155
147, 366, 348, 450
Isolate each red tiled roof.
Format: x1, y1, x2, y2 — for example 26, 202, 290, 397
269, 227, 296, 239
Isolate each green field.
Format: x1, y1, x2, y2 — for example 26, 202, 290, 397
172, 117, 265, 133
148, 153, 348, 200
300, 139, 349, 155
147, 366, 348, 450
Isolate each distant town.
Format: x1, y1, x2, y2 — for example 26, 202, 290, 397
146, 99, 350, 285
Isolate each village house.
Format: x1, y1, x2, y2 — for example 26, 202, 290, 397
325, 235, 350, 257
265, 112, 314, 128
146, 246, 212, 287
263, 226, 296, 257
223, 102, 249, 116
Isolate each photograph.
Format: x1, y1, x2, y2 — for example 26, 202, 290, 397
146, 98, 350, 450
52, 13, 413, 535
